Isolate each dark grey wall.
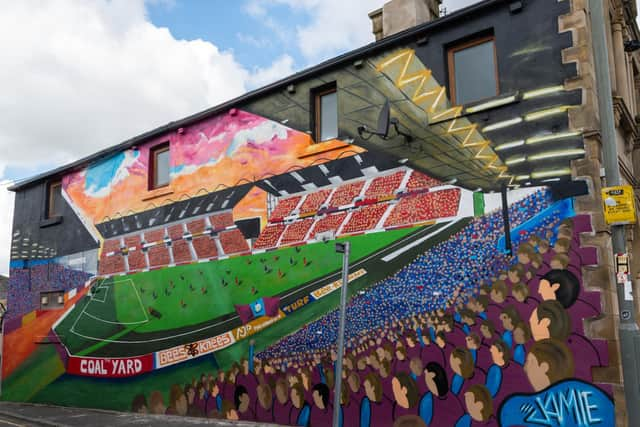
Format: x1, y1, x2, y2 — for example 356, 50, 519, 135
11, 182, 98, 260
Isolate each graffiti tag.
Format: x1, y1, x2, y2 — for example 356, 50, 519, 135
499, 379, 614, 427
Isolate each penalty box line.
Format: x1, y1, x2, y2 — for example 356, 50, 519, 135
72, 278, 149, 334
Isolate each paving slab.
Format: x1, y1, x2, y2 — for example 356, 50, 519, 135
0, 402, 281, 427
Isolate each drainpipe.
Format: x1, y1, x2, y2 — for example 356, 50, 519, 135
589, 1, 640, 425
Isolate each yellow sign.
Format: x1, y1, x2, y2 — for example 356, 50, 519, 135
602, 185, 637, 225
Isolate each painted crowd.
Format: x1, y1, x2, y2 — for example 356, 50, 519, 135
128, 190, 611, 426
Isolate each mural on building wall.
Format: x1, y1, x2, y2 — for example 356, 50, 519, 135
3, 22, 613, 427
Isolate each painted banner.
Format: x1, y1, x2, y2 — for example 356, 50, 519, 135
231, 310, 286, 341
67, 354, 154, 378
309, 268, 367, 300
155, 331, 236, 369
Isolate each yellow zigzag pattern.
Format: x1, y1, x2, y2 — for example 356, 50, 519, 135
375, 49, 512, 183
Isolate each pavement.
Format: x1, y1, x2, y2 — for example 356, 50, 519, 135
0, 402, 280, 427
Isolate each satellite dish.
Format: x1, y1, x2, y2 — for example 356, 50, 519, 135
377, 100, 391, 138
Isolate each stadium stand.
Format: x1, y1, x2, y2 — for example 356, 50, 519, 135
298, 189, 331, 215
363, 171, 406, 199
308, 212, 347, 240
279, 218, 315, 246
191, 236, 218, 259
125, 235, 147, 271
384, 188, 461, 227
327, 181, 364, 208
254, 223, 286, 250
187, 218, 207, 235
210, 212, 234, 230
405, 170, 441, 192
340, 203, 389, 234
269, 196, 302, 221
219, 229, 250, 255
145, 229, 170, 268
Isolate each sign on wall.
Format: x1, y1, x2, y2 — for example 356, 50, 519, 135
602, 185, 636, 225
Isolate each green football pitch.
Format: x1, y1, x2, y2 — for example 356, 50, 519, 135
56, 227, 418, 344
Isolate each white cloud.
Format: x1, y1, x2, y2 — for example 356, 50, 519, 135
246, 0, 482, 65
0, 182, 15, 276
247, 55, 296, 89
0, 0, 303, 271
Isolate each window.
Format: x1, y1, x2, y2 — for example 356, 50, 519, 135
40, 291, 65, 310
448, 35, 499, 105
314, 86, 338, 142
150, 143, 170, 190
47, 180, 63, 219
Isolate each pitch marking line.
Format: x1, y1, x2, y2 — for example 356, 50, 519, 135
71, 278, 149, 335
67, 224, 448, 344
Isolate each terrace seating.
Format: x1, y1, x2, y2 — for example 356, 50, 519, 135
144, 229, 170, 268
280, 218, 315, 245
328, 181, 364, 208
269, 196, 302, 221
210, 212, 234, 230
340, 203, 389, 234
405, 170, 441, 192
192, 236, 218, 259
124, 235, 147, 271
186, 218, 207, 235
171, 239, 193, 264
384, 188, 461, 227
363, 171, 405, 199
298, 189, 331, 215
308, 212, 347, 239
99, 238, 126, 275
254, 223, 286, 250
219, 229, 250, 255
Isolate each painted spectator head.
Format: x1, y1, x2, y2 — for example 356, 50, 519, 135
480, 319, 496, 339
490, 339, 511, 367
234, 385, 250, 413
221, 400, 238, 420
508, 264, 525, 284
476, 295, 489, 313
392, 372, 420, 409
348, 371, 361, 393
450, 348, 474, 379
357, 357, 368, 371
410, 357, 423, 377
185, 384, 195, 405
459, 309, 475, 326
131, 394, 148, 414
379, 359, 391, 378
530, 300, 571, 341
553, 238, 571, 254
512, 282, 529, 303
538, 238, 550, 254
435, 332, 447, 349
539, 269, 580, 308
525, 339, 574, 392
396, 345, 407, 361
513, 321, 532, 345
424, 362, 448, 397
312, 383, 330, 410
169, 383, 188, 416
530, 252, 544, 269
393, 415, 428, 427
517, 243, 535, 265
549, 253, 570, 270
490, 280, 508, 304
405, 330, 417, 347
465, 332, 481, 350
500, 306, 520, 331
257, 383, 272, 410
364, 372, 383, 403
464, 384, 493, 422
275, 378, 288, 404
290, 383, 306, 409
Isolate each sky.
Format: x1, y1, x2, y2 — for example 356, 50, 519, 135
0, 0, 581, 276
